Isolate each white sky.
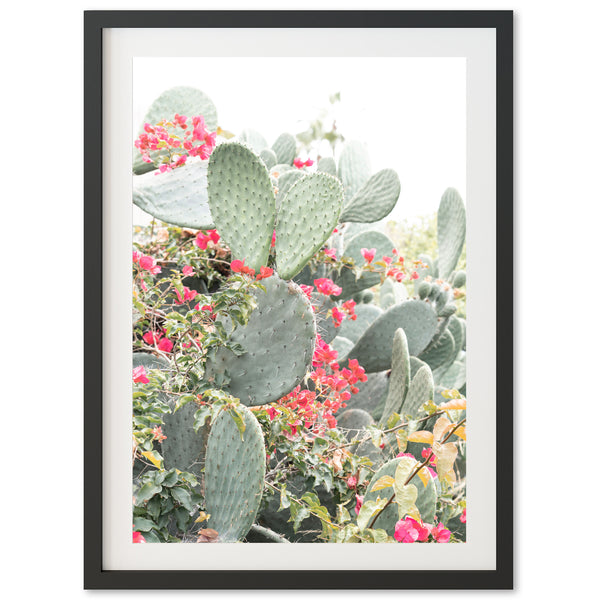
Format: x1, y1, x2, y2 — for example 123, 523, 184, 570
134, 57, 466, 220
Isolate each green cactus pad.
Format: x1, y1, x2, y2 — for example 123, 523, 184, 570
439, 355, 467, 391
132, 161, 214, 229
271, 133, 296, 165
338, 140, 371, 201
335, 231, 396, 299
204, 274, 316, 406
362, 290, 374, 304
419, 329, 456, 372
207, 142, 276, 272
330, 336, 353, 361
364, 456, 437, 531
133, 86, 218, 175
453, 270, 466, 288
401, 365, 434, 417
379, 329, 410, 426
337, 408, 374, 437
340, 169, 401, 223
204, 405, 266, 542
317, 156, 337, 176
274, 169, 304, 209
237, 128, 268, 153
418, 281, 431, 300
447, 316, 465, 359
417, 253, 438, 280
337, 303, 383, 344
292, 262, 329, 288
259, 148, 277, 170
437, 188, 466, 279
341, 370, 390, 416
347, 300, 438, 372
275, 173, 344, 280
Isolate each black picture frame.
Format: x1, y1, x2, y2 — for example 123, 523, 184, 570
84, 9, 513, 590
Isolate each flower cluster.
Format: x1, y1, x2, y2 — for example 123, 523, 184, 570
133, 251, 161, 275
195, 229, 220, 250
230, 259, 274, 281
142, 329, 174, 353
293, 157, 314, 169
394, 518, 451, 543
134, 114, 217, 173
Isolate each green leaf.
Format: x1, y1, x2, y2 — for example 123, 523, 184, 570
356, 497, 388, 531
171, 487, 194, 512
228, 406, 246, 440
161, 469, 179, 487
133, 517, 156, 532
289, 502, 310, 533
174, 506, 191, 532
134, 482, 162, 505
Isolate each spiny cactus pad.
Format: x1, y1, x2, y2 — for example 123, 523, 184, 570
204, 405, 266, 542
274, 169, 304, 210
420, 329, 456, 372
276, 173, 344, 280
207, 142, 276, 272
364, 456, 437, 532
379, 278, 408, 310
132, 161, 214, 229
437, 188, 466, 279
271, 133, 296, 165
237, 128, 268, 153
330, 336, 353, 361
204, 274, 316, 406
337, 303, 383, 344
317, 156, 337, 176
341, 370, 390, 416
336, 230, 396, 299
338, 140, 371, 201
259, 148, 277, 170
337, 408, 374, 436
133, 86, 218, 175
379, 329, 410, 426
340, 169, 401, 223
311, 292, 339, 345
347, 300, 438, 372
401, 365, 434, 417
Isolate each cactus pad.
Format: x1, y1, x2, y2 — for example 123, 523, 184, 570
379, 329, 410, 425
401, 365, 434, 417
437, 188, 466, 279
338, 140, 371, 201
337, 303, 383, 344
420, 329, 456, 372
271, 133, 296, 165
204, 405, 266, 542
259, 148, 277, 170
207, 142, 276, 272
275, 173, 343, 280
341, 370, 390, 416
340, 169, 401, 223
317, 156, 337, 176
204, 274, 316, 406
132, 161, 214, 229
237, 128, 268, 154
347, 300, 438, 372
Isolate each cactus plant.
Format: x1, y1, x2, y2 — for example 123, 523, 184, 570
207, 142, 276, 272
338, 140, 371, 200
204, 273, 316, 406
437, 187, 466, 279
271, 132, 296, 165
340, 169, 401, 223
337, 303, 382, 344
204, 405, 266, 542
132, 161, 214, 229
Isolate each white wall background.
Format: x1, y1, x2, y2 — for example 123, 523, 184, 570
1, 0, 598, 598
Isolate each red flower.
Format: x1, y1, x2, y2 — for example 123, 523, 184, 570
132, 366, 149, 384
431, 522, 451, 543
460, 508, 466, 524
152, 426, 167, 443
314, 278, 342, 297
139, 255, 161, 275
132, 530, 146, 544
230, 259, 255, 276
347, 475, 357, 489
256, 266, 274, 281
157, 337, 173, 353
361, 248, 376, 264
355, 494, 364, 515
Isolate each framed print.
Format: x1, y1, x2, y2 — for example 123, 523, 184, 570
84, 10, 513, 590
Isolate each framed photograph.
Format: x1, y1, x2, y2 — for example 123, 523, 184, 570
84, 10, 513, 590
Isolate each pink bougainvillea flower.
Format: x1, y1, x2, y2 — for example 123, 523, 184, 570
314, 278, 342, 297
387, 268, 405, 282
460, 508, 467, 524
431, 523, 451, 543
304, 158, 314, 167
323, 247, 337, 260
396, 452, 416, 460
300, 284, 313, 299
410, 271, 419, 280
132, 365, 149, 384
152, 426, 167, 443
139, 255, 161, 275
355, 494, 364, 515
324, 412, 337, 429
157, 337, 173, 353
132, 530, 146, 544
382, 256, 393, 266
256, 266, 274, 281
230, 259, 255, 276
293, 158, 304, 168
182, 265, 194, 277
142, 331, 162, 346
394, 519, 419, 543
266, 406, 279, 421
331, 306, 344, 328
174, 286, 198, 305
361, 248, 376, 264
132, 251, 141, 263
271, 230, 276, 248
347, 475, 357, 489
342, 299, 357, 321
421, 447, 437, 467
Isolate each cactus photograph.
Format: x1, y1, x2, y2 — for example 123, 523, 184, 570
131, 58, 467, 544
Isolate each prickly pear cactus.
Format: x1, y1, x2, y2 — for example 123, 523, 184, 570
207, 142, 276, 272
204, 405, 266, 542
437, 188, 466, 279
271, 132, 296, 165
340, 169, 401, 223
338, 140, 371, 201
132, 161, 214, 229
401, 365, 434, 417
276, 173, 343, 279
204, 273, 316, 406
337, 303, 383, 344
379, 329, 410, 425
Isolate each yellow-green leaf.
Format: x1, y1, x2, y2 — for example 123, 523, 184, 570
395, 430, 408, 453
371, 475, 395, 491
408, 430, 434, 444
452, 425, 466, 441
141, 450, 163, 469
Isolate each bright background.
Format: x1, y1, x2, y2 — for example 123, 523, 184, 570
134, 56, 466, 220
2, 0, 599, 598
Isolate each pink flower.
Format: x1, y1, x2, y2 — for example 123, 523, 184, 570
195, 229, 220, 250
304, 158, 314, 167
132, 251, 141, 263
355, 494, 364, 515
347, 475, 357, 489
256, 266, 274, 281
182, 265, 194, 277
293, 158, 304, 168
143, 331, 162, 346
157, 337, 173, 353
410, 271, 419, 280
431, 523, 451, 543
152, 426, 167, 443
361, 248, 376, 264
174, 286, 198, 304
230, 259, 255, 276
300, 284, 313, 299
314, 278, 342, 297
139, 255, 161, 275
132, 530, 146, 544
394, 519, 419, 543
331, 306, 344, 328
323, 247, 337, 260
460, 508, 466, 524
382, 256, 392, 266
266, 406, 279, 421
132, 365, 149, 384
271, 230, 276, 248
